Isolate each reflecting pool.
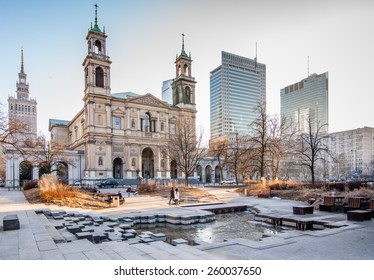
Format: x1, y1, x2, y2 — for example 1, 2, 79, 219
134, 211, 281, 245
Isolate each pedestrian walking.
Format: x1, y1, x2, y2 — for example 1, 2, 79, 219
174, 188, 180, 206
126, 186, 132, 197
169, 187, 175, 205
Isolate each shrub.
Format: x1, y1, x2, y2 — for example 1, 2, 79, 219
39, 174, 77, 202
23, 180, 38, 191
138, 180, 158, 193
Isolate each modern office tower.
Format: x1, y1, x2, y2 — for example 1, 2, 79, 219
328, 127, 374, 179
210, 51, 266, 139
8, 49, 38, 140
161, 79, 173, 104
280, 72, 329, 134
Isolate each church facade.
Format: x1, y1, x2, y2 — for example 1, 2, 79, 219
49, 9, 197, 182
5, 8, 225, 187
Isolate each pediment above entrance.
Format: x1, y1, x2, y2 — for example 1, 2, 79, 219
128, 93, 169, 109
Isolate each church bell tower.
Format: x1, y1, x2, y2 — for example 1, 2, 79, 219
83, 4, 111, 97
171, 34, 196, 108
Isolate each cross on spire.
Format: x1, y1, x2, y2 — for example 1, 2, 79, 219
91, 3, 101, 32
94, 3, 98, 26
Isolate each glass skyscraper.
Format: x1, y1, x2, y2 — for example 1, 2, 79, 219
210, 51, 266, 139
280, 72, 329, 134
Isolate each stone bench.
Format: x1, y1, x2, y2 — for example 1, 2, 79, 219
347, 210, 372, 221
293, 205, 314, 215
3, 214, 20, 231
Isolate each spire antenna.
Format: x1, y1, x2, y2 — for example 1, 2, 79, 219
307, 56, 310, 77
254, 42, 258, 69
21, 47, 24, 74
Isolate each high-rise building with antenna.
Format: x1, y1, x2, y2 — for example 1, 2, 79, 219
8, 48, 38, 140
280, 72, 329, 134
210, 51, 266, 139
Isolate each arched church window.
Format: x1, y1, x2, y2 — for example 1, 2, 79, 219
185, 86, 191, 103
178, 65, 182, 76
94, 40, 102, 54
144, 113, 151, 132
95, 67, 104, 87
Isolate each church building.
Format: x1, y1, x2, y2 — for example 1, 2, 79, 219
49, 7, 197, 182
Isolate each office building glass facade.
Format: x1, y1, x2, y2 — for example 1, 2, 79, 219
210, 51, 266, 139
280, 72, 329, 134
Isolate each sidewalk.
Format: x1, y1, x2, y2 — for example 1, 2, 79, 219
1, 187, 374, 260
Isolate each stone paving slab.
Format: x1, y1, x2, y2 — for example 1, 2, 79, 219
2, 188, 374, 260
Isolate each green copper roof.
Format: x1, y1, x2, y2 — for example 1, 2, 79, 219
49, 119, 70, 126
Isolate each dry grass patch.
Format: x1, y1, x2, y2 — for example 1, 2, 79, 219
23, 174, 111, 210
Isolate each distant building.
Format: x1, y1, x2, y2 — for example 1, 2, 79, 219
210, 51, 266, 139
328, 127, 374, 179
161, 79, 173, 104
280, 72, 329, 134
7, 49, 37, 140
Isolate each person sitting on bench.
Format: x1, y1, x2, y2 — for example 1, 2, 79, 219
117, 191, 125, 204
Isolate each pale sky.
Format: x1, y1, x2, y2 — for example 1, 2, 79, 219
1, 0, 374, 139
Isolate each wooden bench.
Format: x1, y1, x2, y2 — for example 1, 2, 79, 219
319, 196, 335, 212
344, 197, 364, 213
370, 199, 374, 218
293, 205, 314, 215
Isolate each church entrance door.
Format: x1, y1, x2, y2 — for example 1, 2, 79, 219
113, 158, 123, 179
141, 148, 154, 179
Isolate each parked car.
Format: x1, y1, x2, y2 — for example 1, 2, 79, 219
97, 179, 119, 188
221, 178, 236, 185
73, 181, 82, 187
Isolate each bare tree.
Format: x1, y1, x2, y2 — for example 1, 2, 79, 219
224, 133, 249, 184
23, 135, 74, 181
366, 159, 374, 179
210, 140, 226, 183
168, 118, 206, 187
0, 106, 29, 152
249, 102, 292, 179
293, 115, 329, 185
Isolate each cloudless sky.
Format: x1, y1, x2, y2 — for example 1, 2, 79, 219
1, 0, 374, 139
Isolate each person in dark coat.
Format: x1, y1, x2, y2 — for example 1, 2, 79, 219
169, 187, 175, 205
126, 186, 132, 197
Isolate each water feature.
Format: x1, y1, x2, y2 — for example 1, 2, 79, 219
134, 211, 282, 245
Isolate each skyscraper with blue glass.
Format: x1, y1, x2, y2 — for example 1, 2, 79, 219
210, 51, 266, 139
280, 72, 329, 134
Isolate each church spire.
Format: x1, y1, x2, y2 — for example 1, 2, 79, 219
179, 33, 189, 58
91, 3, 102, 32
